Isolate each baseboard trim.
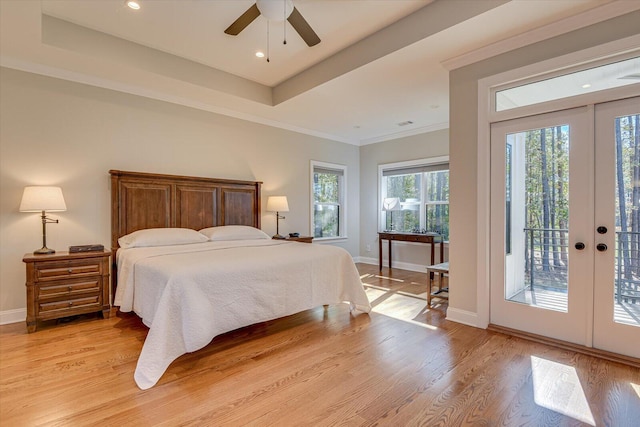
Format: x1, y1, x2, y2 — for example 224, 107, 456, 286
0, 308, 26, 325
488, 324, 640, 369
445, 307, 480, 328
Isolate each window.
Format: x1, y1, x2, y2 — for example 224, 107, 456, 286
311, 161, 346, 239
379, 157, 449, 240
495, 56, 639, 112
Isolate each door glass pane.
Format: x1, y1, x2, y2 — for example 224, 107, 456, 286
613, 114, 640, 327
495, 56, 639, 111
505, 126, 570, 312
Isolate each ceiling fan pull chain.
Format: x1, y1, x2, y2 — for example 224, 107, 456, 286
283, 0, 287, 45
266, 20, 270, 63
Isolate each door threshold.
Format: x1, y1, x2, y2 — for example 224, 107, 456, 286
488, 324, 640, 369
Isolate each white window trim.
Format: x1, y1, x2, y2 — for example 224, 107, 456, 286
378, 156, 449, 233
310, 160, 347, 241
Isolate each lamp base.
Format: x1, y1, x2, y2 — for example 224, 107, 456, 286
33, 247, 55, 255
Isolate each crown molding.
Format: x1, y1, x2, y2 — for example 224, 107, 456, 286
0, 56, 359, 146
359, 121, 449, 146
441, 1, 640, 71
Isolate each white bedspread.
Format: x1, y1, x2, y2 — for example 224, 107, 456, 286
115, 239, 371, 389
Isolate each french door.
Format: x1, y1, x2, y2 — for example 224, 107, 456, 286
490, 97, 640, 358
593, 97, 640, 357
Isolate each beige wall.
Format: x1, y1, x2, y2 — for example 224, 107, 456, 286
359, 130, 449, 269
449, 11, 640, 318
0, 68, 360, 314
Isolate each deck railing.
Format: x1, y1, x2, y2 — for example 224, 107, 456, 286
524, 227, 568, 291
523, 228, 639, 303
615, 231, 640, 304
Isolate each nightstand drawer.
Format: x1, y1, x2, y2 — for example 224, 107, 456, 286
39, 295, 101, 314
35, 259, 102, 281
38, 279, 101, 301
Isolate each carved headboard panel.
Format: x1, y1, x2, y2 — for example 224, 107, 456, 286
110, 169, 262, 250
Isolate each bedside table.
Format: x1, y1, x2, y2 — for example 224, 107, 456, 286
23, 250, 111, 333
285, 236, 313, 243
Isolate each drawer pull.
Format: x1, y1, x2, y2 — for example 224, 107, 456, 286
68, 269, 73, 273
68, 286, 73, 292
69, 302, 73, 306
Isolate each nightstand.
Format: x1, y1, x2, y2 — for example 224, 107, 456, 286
23, 250, 111, 333
285, 236, 313, 243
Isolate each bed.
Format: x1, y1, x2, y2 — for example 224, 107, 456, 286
110, 170, 371, 389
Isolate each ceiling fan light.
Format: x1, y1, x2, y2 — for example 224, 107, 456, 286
256, 0, 293, 21
255, 51, 265, 58
126, 0, 140, 10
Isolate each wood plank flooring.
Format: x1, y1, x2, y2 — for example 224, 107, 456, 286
1, 264, 639, 426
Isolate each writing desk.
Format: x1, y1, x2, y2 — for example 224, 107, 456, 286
378, 231, 444, 271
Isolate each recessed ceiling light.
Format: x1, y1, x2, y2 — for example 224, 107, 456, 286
126, 1, 140, 10
582, 83, 591, 89
255, 51, 265, 58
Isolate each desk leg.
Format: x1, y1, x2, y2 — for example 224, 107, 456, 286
429, 241, 435, 280
427, 270, 432, 307
388, 240, 392, 270
379, 237, 383, 271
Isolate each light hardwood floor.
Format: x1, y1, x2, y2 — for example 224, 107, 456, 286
1, 264, 639, 426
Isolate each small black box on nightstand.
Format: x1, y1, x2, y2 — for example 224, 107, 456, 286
69, 244, 105, 253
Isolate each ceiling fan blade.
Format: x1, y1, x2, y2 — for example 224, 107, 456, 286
224, 3, 261, 36
287, 7, 320, 47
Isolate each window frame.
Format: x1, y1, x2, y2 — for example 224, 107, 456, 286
378, 156, 449, 238
310, 160, 347, 241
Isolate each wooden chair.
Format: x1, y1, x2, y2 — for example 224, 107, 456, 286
426, 262, 449, 307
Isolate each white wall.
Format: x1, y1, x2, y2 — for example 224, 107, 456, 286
0, 68, 360, 316
448, 10, 640, 322
359, 130, 449, 270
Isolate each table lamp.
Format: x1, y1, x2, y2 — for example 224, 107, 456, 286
266, 196, 289, 239
382, 197, 402, 231
20, 186, 67, 254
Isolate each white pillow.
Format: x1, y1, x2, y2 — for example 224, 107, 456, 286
118, 228, 208, 248
199, 225, 270, 241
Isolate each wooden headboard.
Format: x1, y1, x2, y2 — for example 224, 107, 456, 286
110, 170, 262, 249
110, 170, 262, 301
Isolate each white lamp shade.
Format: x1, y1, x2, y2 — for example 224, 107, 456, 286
266, 196, 289, 212
256, 0, 293, 21
382, 197, 402, 211
19, 186, 67, 212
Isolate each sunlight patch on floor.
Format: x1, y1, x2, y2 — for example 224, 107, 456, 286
364, 283, 391, 292
364, 286, 437, 330
530, 356, 595, 426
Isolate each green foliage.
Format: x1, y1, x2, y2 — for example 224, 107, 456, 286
523, 126, 569, 232
313, 171, 341, 237
313, 172, 339, 203
384, 171, 449, 239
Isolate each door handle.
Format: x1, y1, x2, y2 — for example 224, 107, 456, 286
596, 243, 607, 252
574, 242, 585, 250
597, 226, 608, 234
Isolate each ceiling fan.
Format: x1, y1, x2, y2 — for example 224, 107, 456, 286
224, 0, 321, 47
